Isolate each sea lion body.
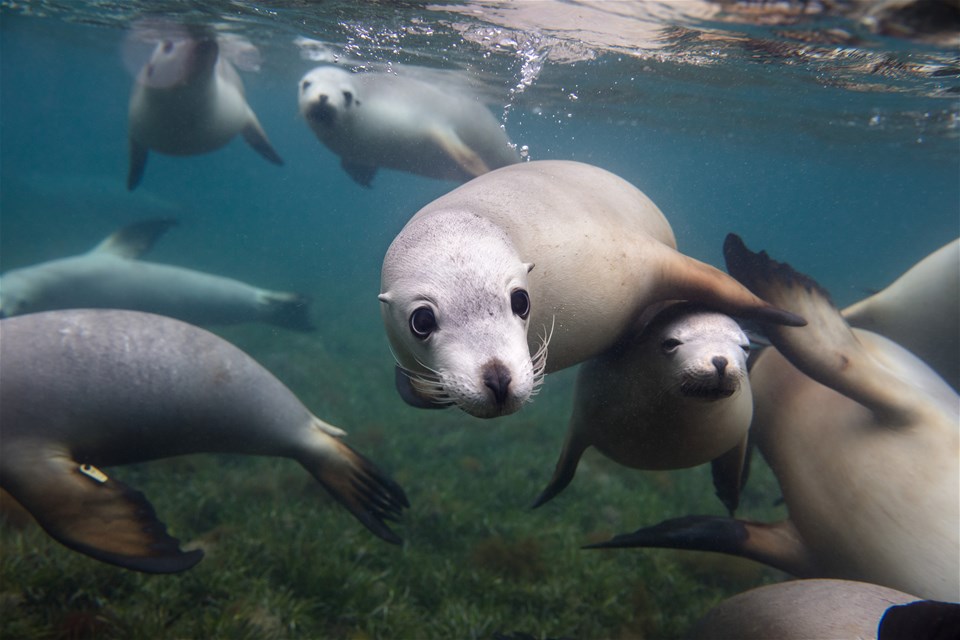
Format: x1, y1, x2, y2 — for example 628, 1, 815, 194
298, 65, 519, 185
127, 33, 282, 189
0, 310, 406, 572
380, 161, 803, 418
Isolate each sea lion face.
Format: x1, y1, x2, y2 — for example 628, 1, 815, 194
649, 305, 750, 401
380, 213, 541, 418
0, 274, 32, 318
138, 36, 219, 89
298, 66, 358, 131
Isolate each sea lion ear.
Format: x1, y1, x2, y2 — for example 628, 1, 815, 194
378, 292, 392, 305
525, 262, 535, 274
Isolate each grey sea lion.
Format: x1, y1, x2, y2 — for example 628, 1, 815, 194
688, 579, 959, 640
588, 235, 959, 603
0, 309, 408, 573
379, 161, 805, 419
843, 238, 959, 390
0, 219, 313, 330
127, 28, 283, 190
532, 302, 753, 508
298, 65, 519, 186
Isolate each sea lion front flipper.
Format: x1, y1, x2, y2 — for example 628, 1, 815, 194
427, 126, 492, 178
879, 600, 960, 640
4, 450, 202, 573
531, 431, 589, 509
711, 434, 749, 515
723, 234, 915, 424
127, 138, 149, 191
241, 117, 284, 166
583, 515, 819, 578
341, 160, 378, 187
91, 218, 178, 259
298, 426, 409, 544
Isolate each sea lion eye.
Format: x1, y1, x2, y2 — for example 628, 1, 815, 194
302, 80, 312, 91
342, 90, 353, 106
161, 40, 174, 54
661, 338, 682, 353
409, 306, 437, 339
510, 289, 530, 319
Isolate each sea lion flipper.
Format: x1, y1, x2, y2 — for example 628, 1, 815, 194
428, 126, 491, 178
711, 434, 749, 515
879, 600, 960, 640
258, 290, 315, 331
723, 234, 914, 424
241, 118, 284, 166
6, 452, 202, 573
126, 138, 149, 191
531, 434, 588, 509
341, 160, 378, 187
299, 432, 409, 544
91, 218, 178, 259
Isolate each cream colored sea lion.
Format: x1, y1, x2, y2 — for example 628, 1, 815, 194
843, 238, 959, 390
379, 161, 804, 419
532, 302, 753, 508
588, 235, 959, 603
127, 28, 283, 190
298, 65, 519, 186
688, 579, 958, 640
0, 309, 408, 573
0, 219, 313, 330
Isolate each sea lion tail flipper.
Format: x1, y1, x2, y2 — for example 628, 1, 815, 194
299, 427, 409, 544
657, 247, 806, 328
879, 600, 960, 640
428, 126, 491, 178
723, 233, 913, 423
5, 453, 202, 573
91, 218, 179, 259
583, 515, 818, 577
531, 434, 588, 509
241, 118, 284, 166
127, 138, 149, 191
259, 290, 315, 331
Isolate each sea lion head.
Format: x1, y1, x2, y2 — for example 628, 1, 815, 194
298, 66, 358, 130
646, 302, 750, 401
379, 211, 543, 419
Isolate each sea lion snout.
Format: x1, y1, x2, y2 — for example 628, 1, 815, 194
307, 95, 336, 126
481, 360, 513, 407
712, 355, 728, 376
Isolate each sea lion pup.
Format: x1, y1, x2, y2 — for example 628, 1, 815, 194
379, 160, 804, 419
587, 235, 959, 603
688, 579, 959, 640
0, 219, 313, 331
0, 309, 409, 573
532, 302, 753, 508
298, 65, 519, 186
127, 25, 283, 190
843, 238, 959, 390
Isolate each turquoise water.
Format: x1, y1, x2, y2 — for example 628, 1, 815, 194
1, 2, 958, 638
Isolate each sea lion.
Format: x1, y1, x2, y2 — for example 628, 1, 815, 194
532, 302, 753, 508
587, 235, 959, 603
379, 160, 805, 419
0, 309, 408, 573
688, 579, 958, 640
0, 219, 313, 331
127, 27, 283, 190
298, 65, 519, 186
843, 238, 959, 390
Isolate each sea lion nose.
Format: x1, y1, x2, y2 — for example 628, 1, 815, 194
482, 361, 512, 406
712, 356, 728, 377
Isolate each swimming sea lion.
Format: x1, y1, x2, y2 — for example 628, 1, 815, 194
127, 28, 283, 190
532, 302, 753, 508
0, 219, 313, 331
298, 65, 519, 186
0, 309, 408, 573
379, 161, 805, 419
843, 238, 959, 390
688, 579, 957, 640
588, 235, 959, 602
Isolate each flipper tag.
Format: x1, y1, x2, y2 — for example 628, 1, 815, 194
79, 464, 109, 483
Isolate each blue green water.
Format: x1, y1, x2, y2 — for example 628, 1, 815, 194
1, 2, 958, 637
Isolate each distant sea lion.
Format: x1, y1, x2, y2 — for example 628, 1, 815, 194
127, 28, 283, 190
688, 579, 958, 640
0, 219, 313, 331
533, 302, 753, 508
379, 161, 804, 419
0, 309, 408, 573
843, 238, 959, 390
298, 65, 519, 186
588, 235, 959, 603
